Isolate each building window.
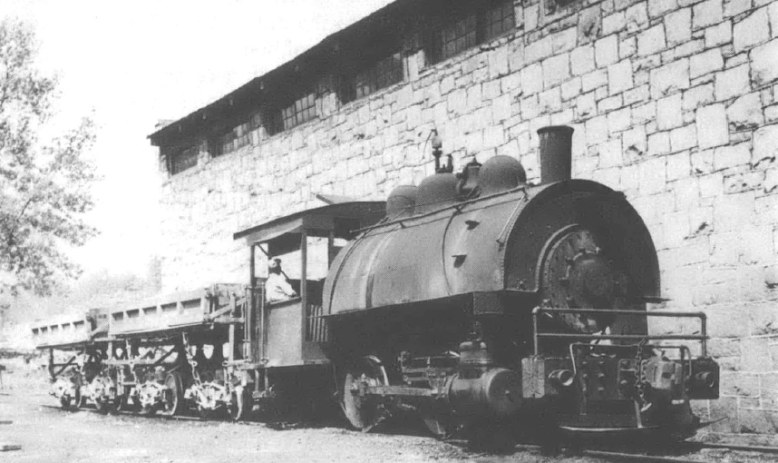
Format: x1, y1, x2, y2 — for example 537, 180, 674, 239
213, 114, 261, 157
485, 1, 516, 41
170, 145, 198, 175
278, 92, 316, 132
431, 0, 516, 63
441, 15, 478, 60
342, 51, 404, 103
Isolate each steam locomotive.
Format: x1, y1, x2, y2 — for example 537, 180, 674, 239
32, 126, 719, 448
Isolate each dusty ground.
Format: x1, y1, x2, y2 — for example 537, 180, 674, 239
0, 367, 772, 463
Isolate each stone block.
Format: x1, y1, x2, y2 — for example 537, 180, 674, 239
624, 84, 650, 105
638, 24, 667, 56
622, 125, 647, 160
488, 46, 510, 79
682, 84, 714, 110
542, 53, 570, 88
742, 338, 773, 373
492, 94, 513, 123
524, 4, 539, 31
607, 107, 631, 134
577, 5, 602, 45
715, 64, 750, 102
520, 94, 540, 119
598, 94, 623, 112
633, 101, 657, 124
608, 59, 634, 95
595, 35, 619, 67
649, 0, 679, 18
724, 171, 764, 194
650, 58, 690, 98
583, 70, 609, 94
670, 124, 697, 153
625, 3, 649, 33
648, 131, 670, 155
597, 138, 624, 168
666, 7, 692, 45
561, 77, 582, 101
690, 48, 724, 79
712, 143, 750, 172
721, 372, 761, 397
706, 21, 733, 48
576, 92, 596, 118
657, 93, 684, 130
725, 0, 751, 18
710, 396, 739, 433
751, 39, 778, 87
521, 62, 543, 95
753, 124, 778, 167
538, 87, 562, 113
733, 7, 770, 53
466, 84, 483, 110
693, 0, 724, 30
662, 210, 691, 247
620, 36, 637, 59
639, 155, 667, 194
727, 93, 764, 131
603, 11, 625, 35
762, 372, 778, 403
585, 115, 609, 145
667, 151, 693, 181
696, 104, 729, 149
771, 2, 778, 38
525, 35, 553, 64
571, 45, 595, 77
714, 191, 756, 232
500, 72, 522, 94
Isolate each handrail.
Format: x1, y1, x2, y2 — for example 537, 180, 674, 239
532, 307, 708, 356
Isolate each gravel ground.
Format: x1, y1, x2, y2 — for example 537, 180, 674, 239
0, 368, 773, 463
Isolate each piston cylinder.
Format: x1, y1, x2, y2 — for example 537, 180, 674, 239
448, 368, 522, 417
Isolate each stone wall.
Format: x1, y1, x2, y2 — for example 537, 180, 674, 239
155, 0, 778, 440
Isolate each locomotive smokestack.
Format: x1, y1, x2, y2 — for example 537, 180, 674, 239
537, 125, 574, 184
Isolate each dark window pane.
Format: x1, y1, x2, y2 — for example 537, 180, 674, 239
171, 145, 198, 174
348, 51, 404, 101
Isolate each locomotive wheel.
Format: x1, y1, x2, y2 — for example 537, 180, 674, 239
159, 372, 184, 416
226, 385, 251, 422
341, 356, 388, 432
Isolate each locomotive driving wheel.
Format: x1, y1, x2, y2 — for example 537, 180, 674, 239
342, 356, 389, 432
159, 372, 184, 416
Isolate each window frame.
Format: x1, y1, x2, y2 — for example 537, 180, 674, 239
427, 0, 516, 65
169, 144, 199, 175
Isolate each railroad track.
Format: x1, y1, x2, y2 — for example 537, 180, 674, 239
515, 441, 778, 463
40, 405, 778, 461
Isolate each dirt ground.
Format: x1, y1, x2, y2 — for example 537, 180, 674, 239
0, 365, 605, 463
0, 366, 771, 463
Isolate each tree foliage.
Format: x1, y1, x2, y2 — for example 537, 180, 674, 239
0, 18, 98, 297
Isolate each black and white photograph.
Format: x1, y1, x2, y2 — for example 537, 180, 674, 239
1, 0, 777, 461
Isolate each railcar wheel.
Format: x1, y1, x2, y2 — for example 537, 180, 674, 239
159, 372, 184, 416
341, 356, 388, 432
59, 396, 72, 410
226, 385, 250, 422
